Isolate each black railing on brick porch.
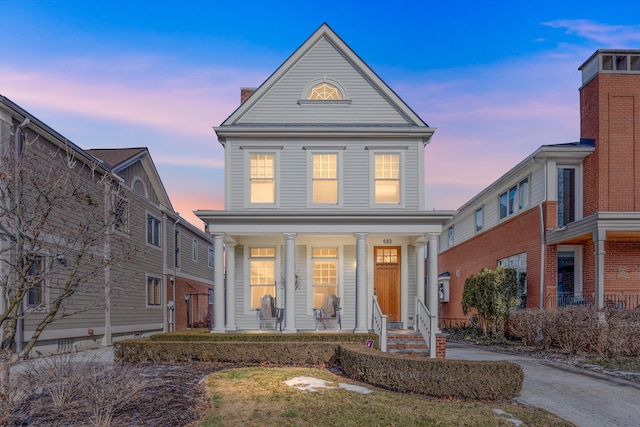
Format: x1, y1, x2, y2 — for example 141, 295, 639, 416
546, 292, 640, 309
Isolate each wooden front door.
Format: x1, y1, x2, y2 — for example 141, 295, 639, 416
374, 246, 401, 323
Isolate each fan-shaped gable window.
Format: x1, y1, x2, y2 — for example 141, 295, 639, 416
308, 83, 343, 100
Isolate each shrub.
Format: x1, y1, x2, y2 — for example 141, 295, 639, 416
507, 309, 542, 347
339, 344, 523, 401
462, 267, 519, 337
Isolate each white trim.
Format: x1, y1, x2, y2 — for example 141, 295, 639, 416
368, 149, 406, 209
556, 245, 583, 298
131, 175, 148, 198
555, 164, 584, 226
306, 149, 343, 208
145, 210, 162, 250
244, 149, 280, 208
243, 244, 281, 314
300, 76, 349, 101
305, 245, 343, 315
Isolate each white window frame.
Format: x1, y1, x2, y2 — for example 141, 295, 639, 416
244, 150, 280, 208
448, 226, 454, 247
368, 149, 406, 208
245, 246, 279, 312
192, 238, 198, 261
306, 245, 343, 314
499, 177, 529, 221
556, 165, 583, 228
556, 245, 583, 303
208, 247, 214, 269
147, 213, 162, 249
498, 252, 527, 298
146, 275, 162, 308
475, 207, 483, 233
306, 148, 344, 207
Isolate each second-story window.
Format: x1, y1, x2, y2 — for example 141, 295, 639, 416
375, 154, 400, 204
558, 168, 576, 227
192, 238, 198, 261
499, 178, 529, 220
312, 154, 337, 204
475, 207, 483, 232
147, 214, 161, 247
250, 154, 275, 204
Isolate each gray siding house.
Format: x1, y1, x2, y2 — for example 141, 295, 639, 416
196, 24, 453, 353
0, 97, 213, 355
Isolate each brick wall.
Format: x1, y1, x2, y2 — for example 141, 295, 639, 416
438, 205, 548, 325
167, 275, 213, 331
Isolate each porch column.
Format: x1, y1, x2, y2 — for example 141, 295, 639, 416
414, 241, 426, 303
355, 232, 368, 333
224, 241, 237, 331
211, 233, 225, 333
593, 229, 606, 309
427, 233, 440, 357
283, 233, 297, 333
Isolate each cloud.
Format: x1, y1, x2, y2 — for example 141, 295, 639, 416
0, 55, 270, 139
543, 20, 640, 47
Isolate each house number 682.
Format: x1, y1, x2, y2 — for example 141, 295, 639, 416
383, 239, 392, 244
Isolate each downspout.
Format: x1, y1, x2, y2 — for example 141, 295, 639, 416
15, 117, 30, 355
533, 156, 548, 310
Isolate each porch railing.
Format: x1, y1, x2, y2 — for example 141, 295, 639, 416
545, 292, 640, 310
371, 295, 387, 352
414, 296, 431, 350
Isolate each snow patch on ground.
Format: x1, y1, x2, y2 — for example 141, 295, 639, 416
284, 377, 372, 394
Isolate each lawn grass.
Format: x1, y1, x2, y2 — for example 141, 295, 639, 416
197, 367, 572, 427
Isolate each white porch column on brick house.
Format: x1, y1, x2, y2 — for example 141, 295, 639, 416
211, 233, 225, 333
224, 240, 237, 331
283, 233, 297, 333
427, 233, 440, 357
355, 232, 368, 333
594, 228, 606, 309
414, 241, 426, 303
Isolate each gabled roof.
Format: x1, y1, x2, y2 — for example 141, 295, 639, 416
85, 148, 146, 168
88, 147, 173, 211
216, 23, 434, 144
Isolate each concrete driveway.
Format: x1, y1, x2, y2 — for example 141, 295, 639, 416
447, 341, 640, 427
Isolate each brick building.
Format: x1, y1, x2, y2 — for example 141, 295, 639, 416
438, 50, 640, 326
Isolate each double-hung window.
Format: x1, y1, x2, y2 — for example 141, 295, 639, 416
250, 153, 275, 204
26, 255, 45, 308
208, 247, 214, 268
249, 247, 276, 309
312, 248, 338, 309
147, 214, 161, 247
312, 153, 338, 204
499, 178, 529, 220
147, 276, 161, 306
475, 207, 484, 232
374, 153, 400, 204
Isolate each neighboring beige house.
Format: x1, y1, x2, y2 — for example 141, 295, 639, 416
0, 96, 213, 355
196, 24, 453, 355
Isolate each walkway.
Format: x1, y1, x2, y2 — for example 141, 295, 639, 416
447, 341, 640, 427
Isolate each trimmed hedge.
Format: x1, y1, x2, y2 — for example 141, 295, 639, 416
114, 340, 341, 365
114, 337, 524, 401
340, 344, 523, 401
149, 331, 379, 346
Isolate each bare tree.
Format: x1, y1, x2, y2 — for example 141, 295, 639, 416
0, 125, 139, 392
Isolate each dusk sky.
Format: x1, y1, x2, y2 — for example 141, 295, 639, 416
2, 1, 639, 227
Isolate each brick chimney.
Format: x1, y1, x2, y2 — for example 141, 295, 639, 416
240, 87, 257, 104
579, 50, 640, 214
